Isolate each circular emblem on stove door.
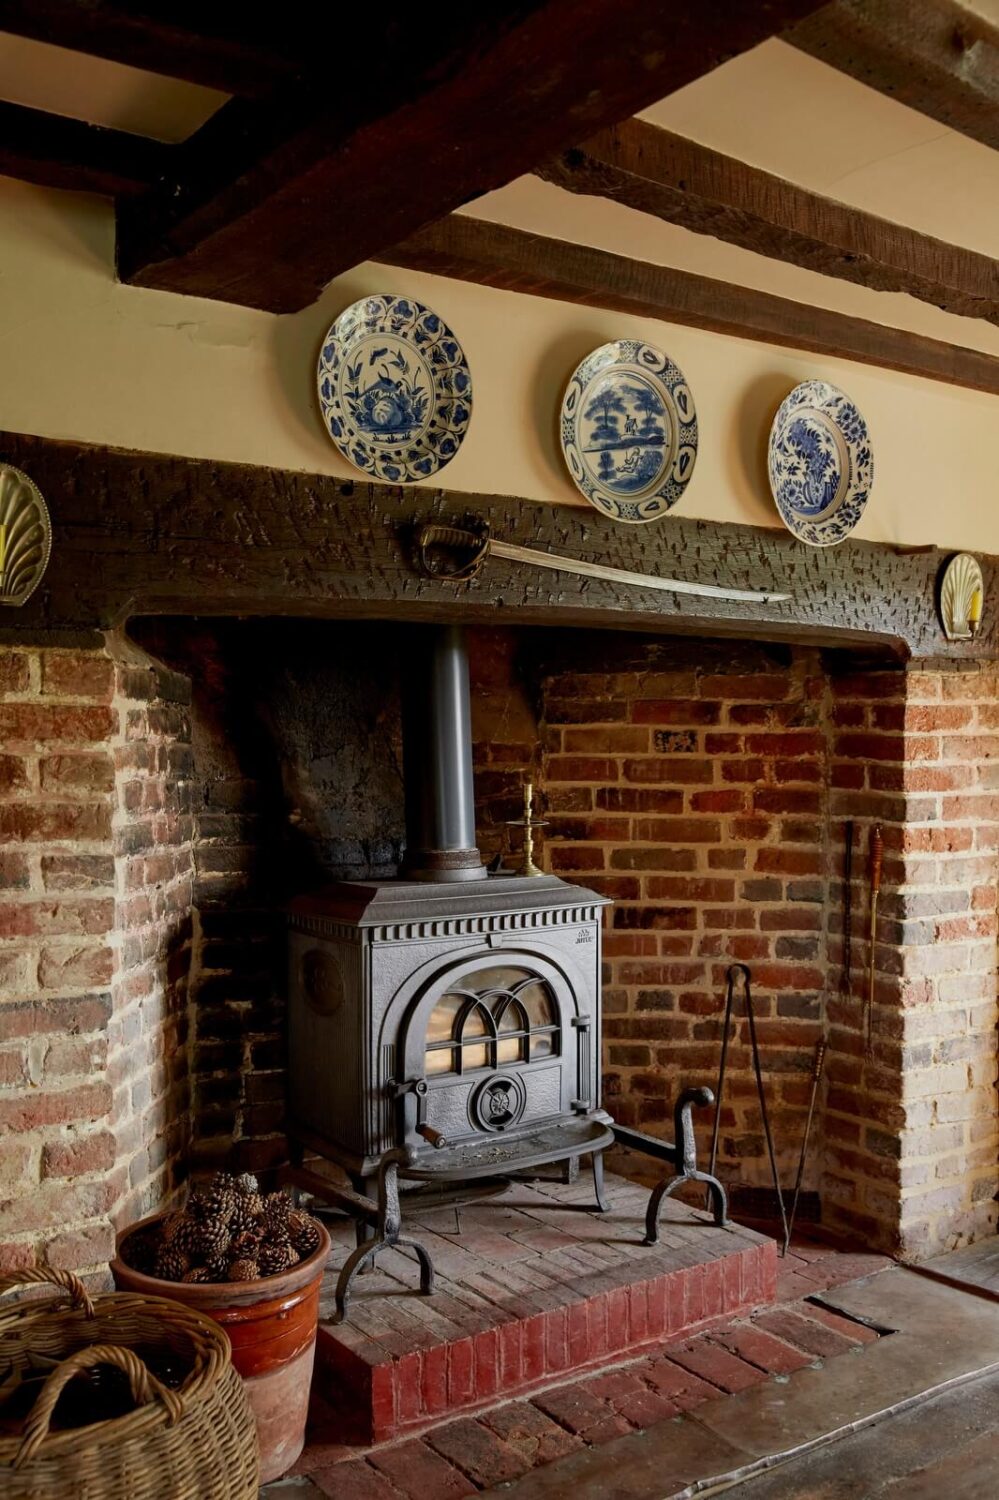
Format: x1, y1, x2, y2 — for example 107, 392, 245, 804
470, 1073, 527, 1133
301, 948, 344, 1017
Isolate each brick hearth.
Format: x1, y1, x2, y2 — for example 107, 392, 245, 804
313, 1171, 775, 1443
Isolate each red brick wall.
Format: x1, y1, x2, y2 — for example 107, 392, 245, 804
826, 664, 999, 1256
534, 640, 829, 1200
0, 641, 193, 1277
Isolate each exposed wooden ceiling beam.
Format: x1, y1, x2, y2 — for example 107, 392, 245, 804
0, 2, 296, 95
112, 0, 829, 312
538, 118, 999, 328
0, 98, 168, 196
376, 215, 999, 397
787, 0, 999, 152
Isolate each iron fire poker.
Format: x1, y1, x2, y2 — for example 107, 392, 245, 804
415, 523, 791, 606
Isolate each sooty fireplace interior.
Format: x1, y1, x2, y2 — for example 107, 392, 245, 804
286, 627, 726, 1321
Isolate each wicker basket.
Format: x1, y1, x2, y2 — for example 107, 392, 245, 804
0, 1267, 259, 1498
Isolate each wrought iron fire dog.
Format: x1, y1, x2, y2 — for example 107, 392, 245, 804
613, 1088, 729, 1245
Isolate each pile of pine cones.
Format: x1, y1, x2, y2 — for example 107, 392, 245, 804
125, 1172, 323, 1284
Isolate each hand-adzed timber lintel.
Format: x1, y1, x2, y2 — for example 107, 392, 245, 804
0, 428, 992, 666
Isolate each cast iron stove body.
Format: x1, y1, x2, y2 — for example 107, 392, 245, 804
286, 627, 725, 1320
289, 871, 612, 1184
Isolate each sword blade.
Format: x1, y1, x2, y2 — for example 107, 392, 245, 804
489, 539, 790, 604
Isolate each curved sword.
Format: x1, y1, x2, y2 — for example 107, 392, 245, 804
416, 523, 791, 605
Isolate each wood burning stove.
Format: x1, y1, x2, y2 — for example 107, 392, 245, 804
286, 626, 725, 1320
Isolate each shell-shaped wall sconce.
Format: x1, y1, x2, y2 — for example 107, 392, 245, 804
939, 552, 984, 641
0, 464, 52, 607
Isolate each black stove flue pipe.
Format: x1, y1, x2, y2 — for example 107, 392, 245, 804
401, 625, 487, 882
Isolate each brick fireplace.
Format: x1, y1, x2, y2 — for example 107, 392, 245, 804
1, 619, 997, 1278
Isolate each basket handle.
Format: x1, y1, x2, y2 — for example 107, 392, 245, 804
0, 1267, 95, 1317
13, 1344, 185, 1468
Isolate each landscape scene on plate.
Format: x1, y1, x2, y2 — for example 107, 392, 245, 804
579, 371, 674, 496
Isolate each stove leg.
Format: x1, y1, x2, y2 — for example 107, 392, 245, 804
561, 1156, 581, 1186
591, 1150, 611, 1213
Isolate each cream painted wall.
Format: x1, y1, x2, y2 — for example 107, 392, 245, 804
0, 172, 997, 553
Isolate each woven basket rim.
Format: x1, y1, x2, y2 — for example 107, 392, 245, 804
0, 1289, 231, 1466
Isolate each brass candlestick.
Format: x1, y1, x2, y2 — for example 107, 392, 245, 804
505, 780, 547, 878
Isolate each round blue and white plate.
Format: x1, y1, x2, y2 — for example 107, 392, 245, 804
559, 341, 697, 524
317, 295, 472, 483
768, 381, 873, 547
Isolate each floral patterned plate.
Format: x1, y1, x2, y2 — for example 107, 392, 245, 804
560, 340, 697, 523
317, 295, 472, 483
767, 380, 873, 547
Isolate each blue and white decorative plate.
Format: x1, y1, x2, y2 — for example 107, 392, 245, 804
768, 381, 873, 547
317, 295, 472, 483
559, 341, 697, 524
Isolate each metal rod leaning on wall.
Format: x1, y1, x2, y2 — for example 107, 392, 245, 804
707, 963, 791, 1254
786, 1039, 826, 1249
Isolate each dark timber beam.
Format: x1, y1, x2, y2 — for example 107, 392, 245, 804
0, 2, 300, 95
0, 428, 993, 665
377, 216, 999, 398
113, 1, 828, 312
0, 99, 168, 196
788, 0, 999, 153
538, 119, 999, 329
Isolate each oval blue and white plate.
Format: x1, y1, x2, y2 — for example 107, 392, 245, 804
559, 341, 697, 524
317, 295, 472, 483
768, 381, 873, 547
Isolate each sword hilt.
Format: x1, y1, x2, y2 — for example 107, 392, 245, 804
415, 522, 491, 582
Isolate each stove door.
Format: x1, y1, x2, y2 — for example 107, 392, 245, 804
398, 951, 586, 1150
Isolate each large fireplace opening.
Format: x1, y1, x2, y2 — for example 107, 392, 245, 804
109, 615, 997, 1266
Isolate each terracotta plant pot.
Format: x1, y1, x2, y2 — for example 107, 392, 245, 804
111, 1211, 331, 1484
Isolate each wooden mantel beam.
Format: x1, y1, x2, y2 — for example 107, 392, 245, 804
113, 1, 828, 311
538, 119, 999, 329
377, 215, 999, 398
788, 0, 999, 154
0, 428, 993, 666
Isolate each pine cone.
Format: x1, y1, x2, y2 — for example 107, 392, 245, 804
235, 1173, 259, 1196
229, 1229, 263, 1261
259, 1242, 299, 1277
160, 1211, 187, 1245
288, 1211, 322, 1259
201, 1173, 240, 1226
195, 1219, 232, 1265
205, 1255, 229, 1282
227, 1257, 260, 1283
155, 1246, 192, 1282
181, 1266, 212, 1283
263, 1191, 292, 1231
230, 1192, 265, 1234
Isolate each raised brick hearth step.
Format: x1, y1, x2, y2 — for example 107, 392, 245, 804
290, 1237, 892, 1496
312, 1171, 776, 1443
